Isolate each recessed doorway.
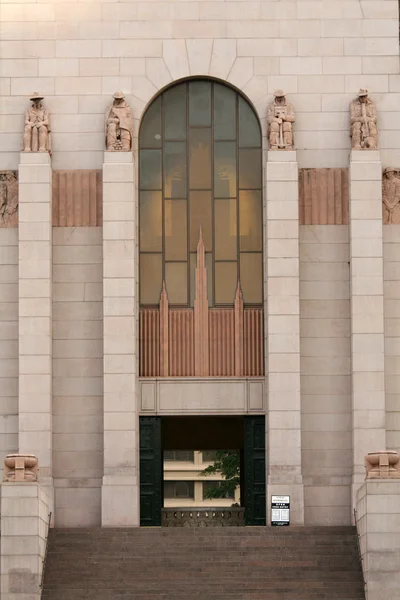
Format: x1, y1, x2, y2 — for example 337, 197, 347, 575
139, 415, 266, 527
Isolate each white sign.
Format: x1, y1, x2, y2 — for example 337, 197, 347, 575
271, 495, 290, 526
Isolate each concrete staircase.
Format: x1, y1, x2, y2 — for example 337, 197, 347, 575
41, 526, 365, 600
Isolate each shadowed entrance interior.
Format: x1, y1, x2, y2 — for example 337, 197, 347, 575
140, 415, 266, 527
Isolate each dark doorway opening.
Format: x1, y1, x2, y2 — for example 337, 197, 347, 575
139, 415, 266, 527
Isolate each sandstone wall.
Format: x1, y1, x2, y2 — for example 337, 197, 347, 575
0, 229, 19, 482
300, 225, 352, 525
384, 226, 400, 454
52, 227, 103, 526
0, 0, 399, 171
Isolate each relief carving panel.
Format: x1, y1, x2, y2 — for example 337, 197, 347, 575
0, 171, 18, 228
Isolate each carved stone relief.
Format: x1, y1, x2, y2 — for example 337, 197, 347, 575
23, 92, 51, 154
267, 90, 295, 150
3, 454, 39, 482
383, 167, 400, 224
0, 171, 18, 227
105, 91, 134, 151
365, 451, 400, 479
350, 89, 378, 150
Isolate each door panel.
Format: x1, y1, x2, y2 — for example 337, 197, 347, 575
140, 417, 162, 526
244, 416, 266, 526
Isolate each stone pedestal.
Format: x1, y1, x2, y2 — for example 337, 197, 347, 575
101, 152, 139, 526
0, 482, 50, 599
266, 151, 304, 525
349, 150, 386, 509
18, 152, 53, 508
356, 479, 400, 600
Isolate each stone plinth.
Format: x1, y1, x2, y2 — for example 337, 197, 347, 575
101, 152, 139, 526
1, 482, 50, 600
350, 150, 386, 510
356, 477, 400, 600
18, 152, 53, 509
266, 150, 304, 525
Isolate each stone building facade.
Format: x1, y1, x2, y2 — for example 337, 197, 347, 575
1, 2, 400, 594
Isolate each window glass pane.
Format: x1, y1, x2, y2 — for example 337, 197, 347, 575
164, 84, 186, 141
239, 96, 261, 148
214, 84, 236, 141
203, 481, 234, 499
140, 191, 162, 252
164, 481, 174, 498
189, 129, 211, 190
202, 450, 218, 462
164, 142, 186, 198
189, 81, 211, 127
215, 199, 237, 260
239, 149, 262, 190
140, 150, 162, 190
176, 481, 194, 498
140, 97, 161, 148
165, 199, 187, 261
190, 252, 213, 307
165, 262, 187, 304
239, 191, 262, 252
140, 254, 162, 305
164, 451, 194, 462
190, 191, 212, 252
214, 142, 237, 198
215, 262, 237, 305
240, 253, 263, 304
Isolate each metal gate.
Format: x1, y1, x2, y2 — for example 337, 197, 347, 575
139, 417, 162, 526
244, 415, 266, 526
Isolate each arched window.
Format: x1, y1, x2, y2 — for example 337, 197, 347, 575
139, 79, 263, 308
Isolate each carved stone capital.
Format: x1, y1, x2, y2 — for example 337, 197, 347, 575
365, 451, 400, 480
3, 453, 38, 482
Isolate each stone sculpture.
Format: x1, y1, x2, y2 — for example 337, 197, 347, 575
23, 93, 51, 153
350, 89, 378, 150
3, 454, 38, 482
105, 91, 134, 151
383, 167, 400, 224
365, 451, 400, 479
267, 90, 295, 150
0, 171, 18, 227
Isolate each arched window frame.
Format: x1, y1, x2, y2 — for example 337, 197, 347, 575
138, 78, 263, 309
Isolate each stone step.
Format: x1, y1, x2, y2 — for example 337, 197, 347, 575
42, 526, 365, 600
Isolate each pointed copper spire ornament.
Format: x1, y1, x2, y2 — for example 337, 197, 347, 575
194, 229, 209, 376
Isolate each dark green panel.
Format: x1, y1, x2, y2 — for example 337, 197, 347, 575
140, 417, 162, 526
244, 416, 266, 526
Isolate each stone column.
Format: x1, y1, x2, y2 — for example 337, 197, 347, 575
349, 150, 386, 509
101, 152, 139, 526
356, 452, 400, 600
18, 152, 53, 506
266, 151, 304, 525
1, 479, 50, 599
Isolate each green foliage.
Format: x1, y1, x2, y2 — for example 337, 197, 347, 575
200, 450, 240, 499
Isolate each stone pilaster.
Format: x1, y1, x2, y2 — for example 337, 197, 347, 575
266, 151, 304, 525
350, 150, 386, 509
18, 152, 53, 505
356, 477, 400, 600
1, 482, 50, 600
101, 152, 138, 526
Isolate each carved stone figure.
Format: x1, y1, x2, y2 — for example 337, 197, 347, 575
3, 454, 38, 482
0, 171, 18, 227
23, 93, 51, 153
383, 167, 400, 224
105, 91, 134, 151
267, 90, 295, 150
350, 89, 378, 150
365, 451, 400, 479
